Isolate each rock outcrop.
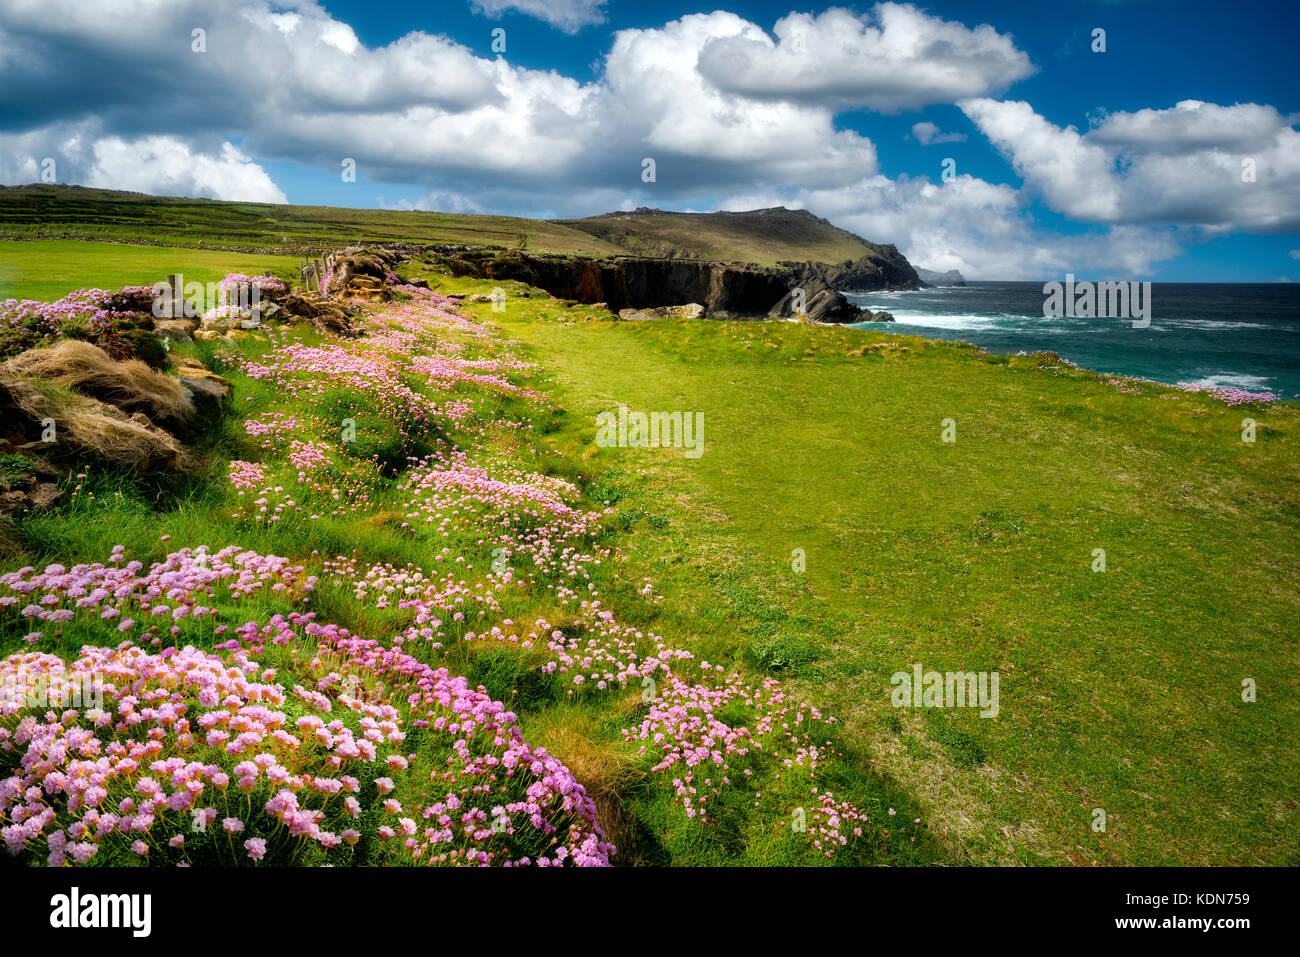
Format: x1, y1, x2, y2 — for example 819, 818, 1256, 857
435, 250, 891, 323
617, 304, 706, 320
914, 266, 967, 286
768, 277, 885, 323
780, 254, 921, 295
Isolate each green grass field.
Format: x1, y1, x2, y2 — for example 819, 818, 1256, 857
3, 241, 1297, 866
0, 239, 301, 302
441, 269, 1299, 866
1, 185, 897, 267
0, 185, 627, 258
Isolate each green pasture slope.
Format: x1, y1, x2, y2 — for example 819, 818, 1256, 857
0, 184, 625, 258
0, 239, 300, 302
5, 242, 1298, 866
425, 267, 1299, 867
1, 185, 903, 268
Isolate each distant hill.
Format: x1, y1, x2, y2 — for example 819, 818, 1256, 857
915, 266, 967, 285
557, 206, 897, 269
0, 184, 624, 257
0, 186, 921, 280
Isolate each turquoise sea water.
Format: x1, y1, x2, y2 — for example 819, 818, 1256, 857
847, 282, 1300, 398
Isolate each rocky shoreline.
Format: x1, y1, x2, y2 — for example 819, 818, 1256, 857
430, 248, 904, 323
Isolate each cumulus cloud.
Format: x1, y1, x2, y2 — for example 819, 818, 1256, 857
600, 13, 877, 191
1088, 100, 1291, 155
911, 121, 966, 145
0, 121, 285, 202
0, 0, 1291, 277
378, 191, 485, 215
721, 174, 1181, 280
86, 137, 287, 203
962, 97, 1300, 232
959, 98, 1122, 221
696, 3, 1035, 112
471, 0, 607, 33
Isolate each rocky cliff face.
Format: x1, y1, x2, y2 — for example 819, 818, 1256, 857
437, 250, 896, 323
780, 247, 922, 293
914, 266, 967, 285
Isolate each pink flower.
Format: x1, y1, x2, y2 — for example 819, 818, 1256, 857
244, 837, 267, 861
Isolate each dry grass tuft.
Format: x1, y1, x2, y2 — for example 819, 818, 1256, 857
0, 376, 193, 473
4, 340, 194, 429
527, 709, 644, 861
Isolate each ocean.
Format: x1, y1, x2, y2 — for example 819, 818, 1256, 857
845, 282, 1300, 399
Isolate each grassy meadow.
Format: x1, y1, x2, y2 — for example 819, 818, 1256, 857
437, 267, 1299, 866
1, 185, 894, 267
0, 239, 300, 303
0, 185, 625, 257
2, 239, 1296, 867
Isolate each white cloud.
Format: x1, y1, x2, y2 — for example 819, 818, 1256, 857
911, 121, 966, 145
86, 137, 287, 203
0, 121, 285, 203
720, 174, 1182, 279
962, 97, 1300, 232
697, 3, 1035, 112
960, 98, 1122, 221
378, 191, 485, 215
470, 0, 607, 34
601, 12, 877, 189
1089, 100, 1290, 155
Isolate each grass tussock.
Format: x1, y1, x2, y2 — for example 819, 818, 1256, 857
0, 375, 192, 472
4, 339, 194, 429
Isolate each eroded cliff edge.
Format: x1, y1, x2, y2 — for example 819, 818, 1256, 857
434, 249, 917, 323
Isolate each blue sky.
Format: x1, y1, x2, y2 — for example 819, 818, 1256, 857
1, 0, 1297, 279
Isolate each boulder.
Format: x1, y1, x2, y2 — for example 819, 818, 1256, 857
617, 303, 706, 320
767, 279, 865, 323
154, 318, 198, 344
180, 375, 231, 411
197, 289, 282, 331
173, 357, 232, 417
274, 290, 356, 335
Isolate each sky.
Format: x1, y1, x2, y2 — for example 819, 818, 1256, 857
0, 0, 1297, 280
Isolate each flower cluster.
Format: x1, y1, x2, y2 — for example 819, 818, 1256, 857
0, 546, 310, 650
0, 288, 144, 355
624, 667, 876, 857
0, 624, 609, 866
1176, 382, 1281, 406
217, 274, 288, 303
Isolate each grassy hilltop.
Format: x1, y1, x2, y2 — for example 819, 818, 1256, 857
0, 234, 1296, 868
1, 185, 902, 269
0, 184, 625, 257
557, 206, 893, 267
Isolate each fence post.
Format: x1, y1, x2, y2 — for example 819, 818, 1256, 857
167, 273, 183, 318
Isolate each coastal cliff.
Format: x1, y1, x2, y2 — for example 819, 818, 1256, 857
436, 249, 900, 323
